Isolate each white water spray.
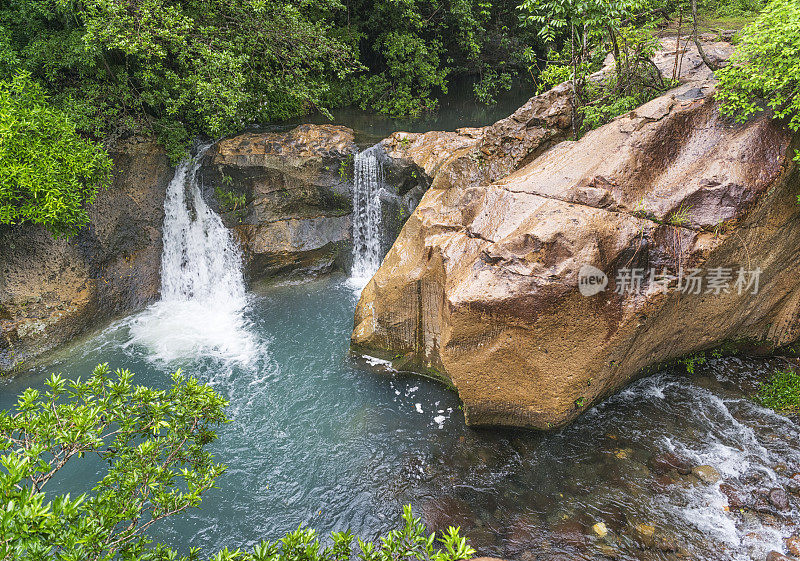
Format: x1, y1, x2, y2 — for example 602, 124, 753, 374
128, 145, 258, 364
349, 147, 384, 289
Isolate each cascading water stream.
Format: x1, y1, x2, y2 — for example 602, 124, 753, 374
159, 144, 245, 304
127, 145, 258, 364
349, 146, 384, 289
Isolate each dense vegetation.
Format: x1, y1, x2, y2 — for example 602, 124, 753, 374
757, 369, 800, 413
717, 0, 800, 164
0, 0, 787, 235
0, 0, 536, 159
520, 0, 670, 136
0, 365, 475, 561
0, 72, 112, 237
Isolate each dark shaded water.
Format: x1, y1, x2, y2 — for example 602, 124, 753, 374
2, 276, 800, 560
273, 79, 534, 144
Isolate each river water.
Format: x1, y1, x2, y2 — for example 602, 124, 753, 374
2, 275, 799, 561
2, 95, 800, 560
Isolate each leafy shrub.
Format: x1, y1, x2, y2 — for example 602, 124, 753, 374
757, 370, 800, 412
0, 364, 228, 559
717, 0, 800, 154
473, 70, 513, 105
521, 0, 671, 136
209, 507, 475, 561
0, 364, 475, 561
0, 72, 112, 237
351, 32, 449, 118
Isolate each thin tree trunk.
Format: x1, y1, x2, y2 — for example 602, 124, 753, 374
571, 23, 578, 139
692, 0, 720, 71
673, 5, 683, 82
607, 24, 622, 89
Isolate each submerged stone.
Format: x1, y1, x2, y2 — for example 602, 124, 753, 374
632, 523, 656, 548
786, 536, 800, 557
768, 488, 790, 511
692, 465, 722, 485
591, 522, 608, 539
649, 452, 693, 475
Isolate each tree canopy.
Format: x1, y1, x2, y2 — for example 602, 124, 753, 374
0, 72, 111, 237
0, 0, 785, 236
717, 0, 800, 143
0, 0, 538, 159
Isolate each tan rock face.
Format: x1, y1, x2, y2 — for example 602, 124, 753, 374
204, 124, 359, 280
0, 137, 173, 371
381, 82, 574, 195
352, 78, 800, 429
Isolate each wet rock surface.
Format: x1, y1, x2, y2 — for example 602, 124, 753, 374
383, 358, 800, 561
0, 137, 173, 372
693, 465, 722, 485
352, 41, 800, 429
205, 124, 429, 282
204, 124, 359, 281
649, 452, 693, 475
379, 81, 573, 197
786, 535, 800, 556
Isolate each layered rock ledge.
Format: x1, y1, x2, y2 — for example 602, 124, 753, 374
203, 124, 359, 280
352, 44, 800, 429
0, 137, 173, 371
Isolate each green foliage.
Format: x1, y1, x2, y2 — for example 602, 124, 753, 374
520, 0, 650, 45
337, 154, 354, 180
680, 353, 707, 374
697, 0, 766, 18
0, 363, 229, 560
473, 70, 513, 105
0, 366, 476, 561
757, 369, 800, 413
0, 72, 112, 237
350, 32, 449, 117
357, 505, 475, 561
666, 202, 693, 227
343, 0, 537, 117
215, 187, 246, 213
579, 93, 642, 130
717, 0, 800, 159
520, 0, 670, 136
1, 0, 540, 150
203, 506, 474, 561
0, 0, 361, 160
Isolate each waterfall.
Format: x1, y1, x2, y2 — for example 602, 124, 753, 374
349, 146, 384, 288
127, 145, 258, 364
159, 145, 245, 305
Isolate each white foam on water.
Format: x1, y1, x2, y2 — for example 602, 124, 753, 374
656, 382, 794, 559
126, 299, 259, 365
363, 355, 394, 369
126, 145, 260, 366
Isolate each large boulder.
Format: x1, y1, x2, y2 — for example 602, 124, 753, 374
352, 64, 800, 429
0, 137, 173, 372
380, 82, 573, 194
203, 124, 359, 280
